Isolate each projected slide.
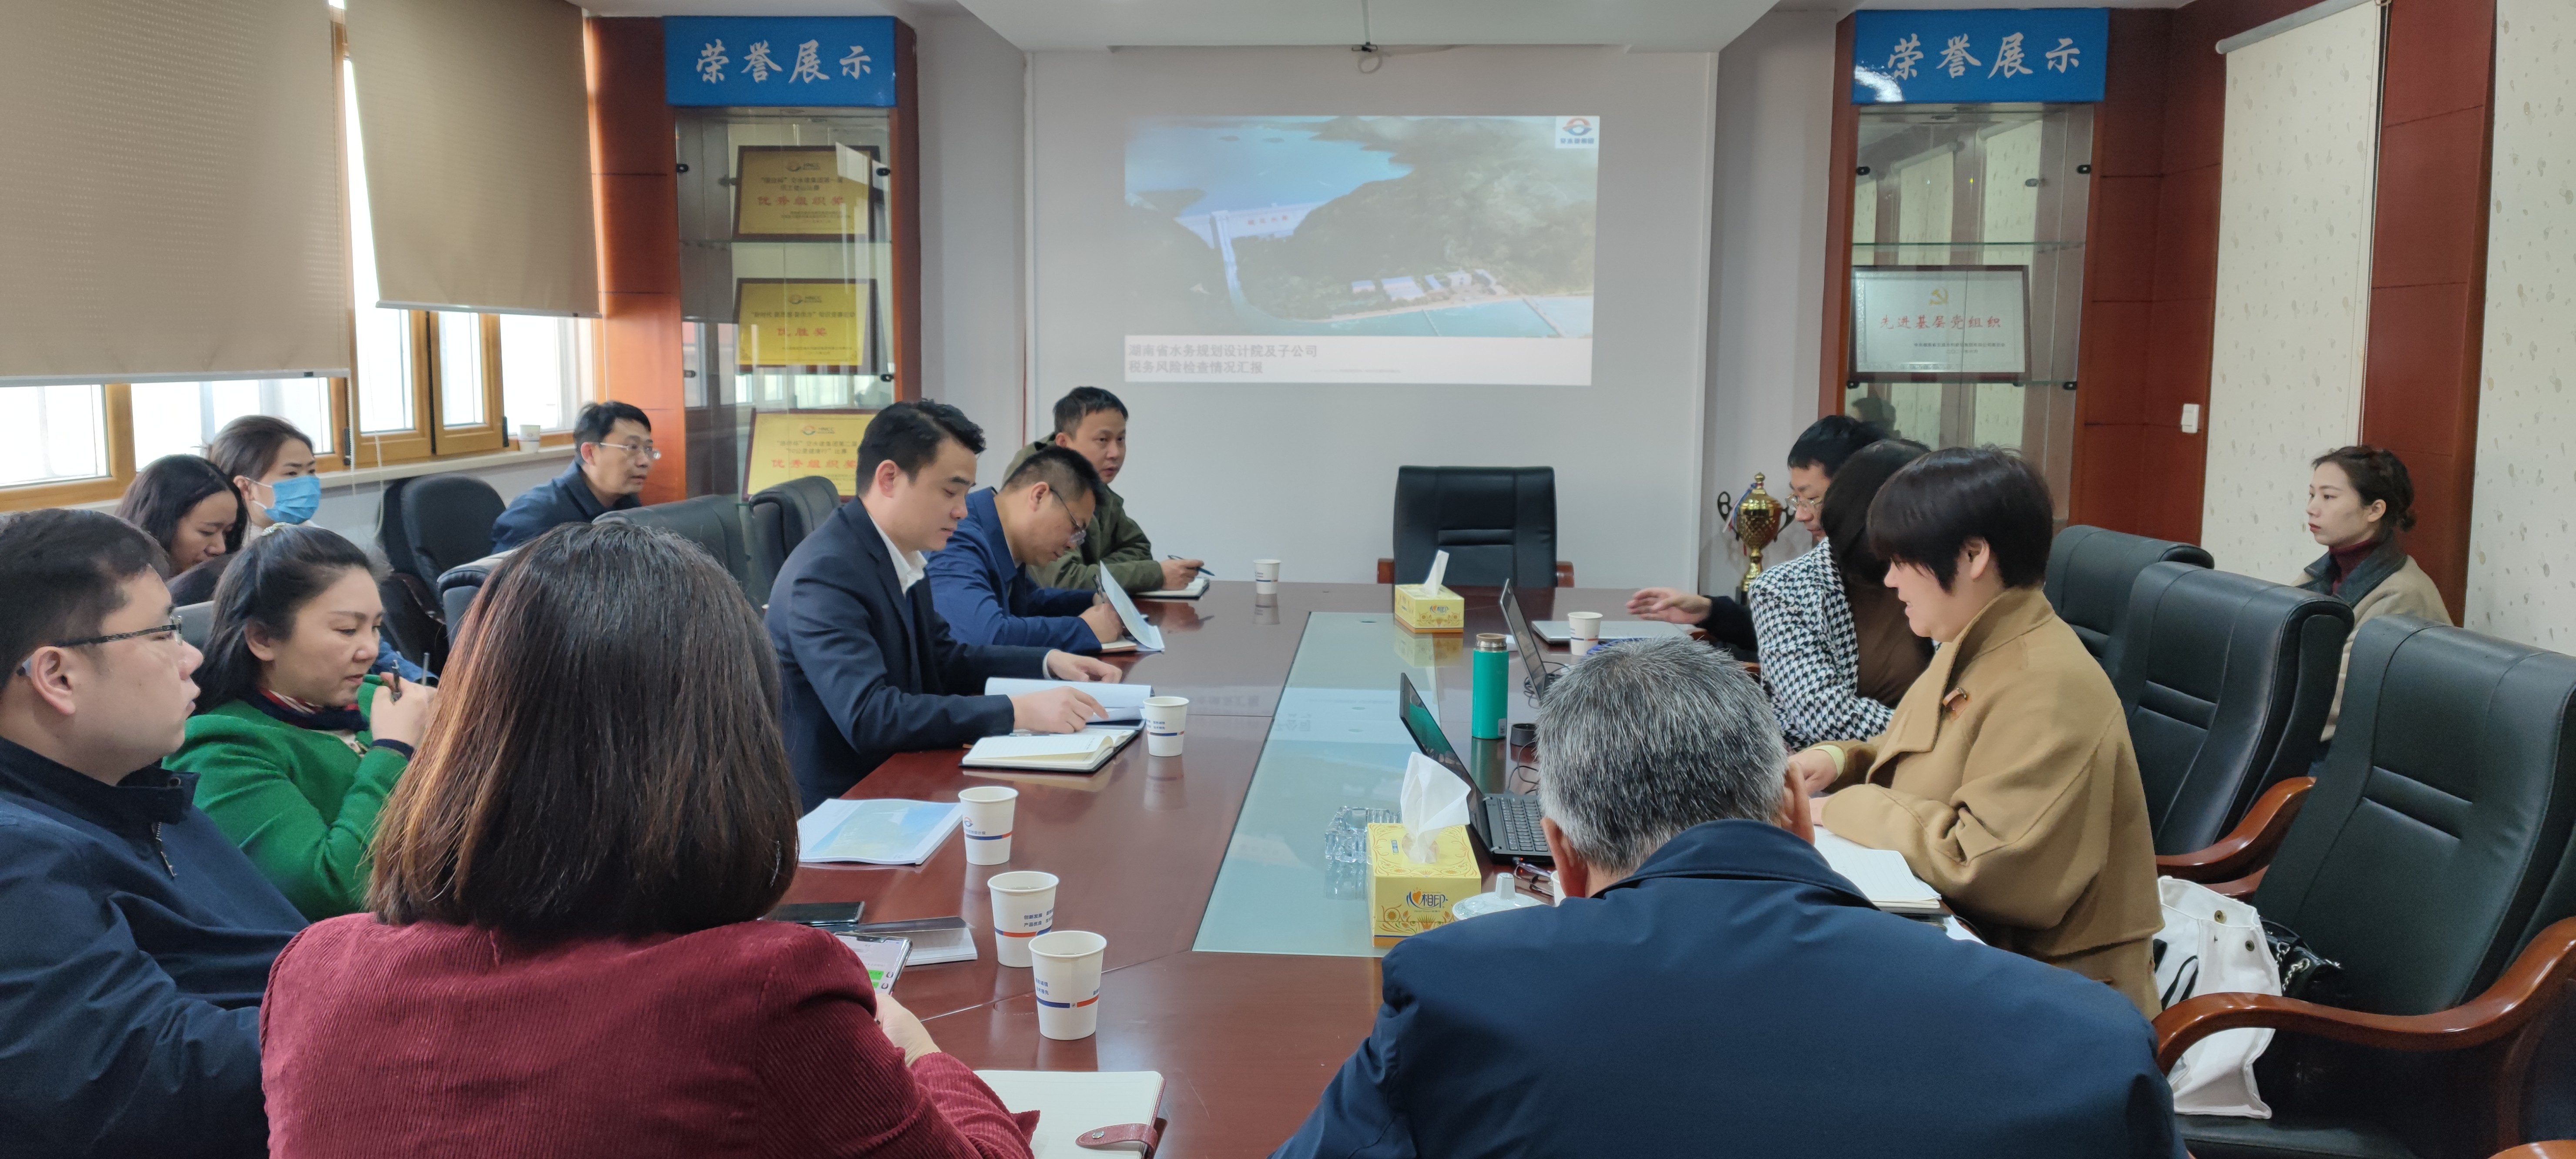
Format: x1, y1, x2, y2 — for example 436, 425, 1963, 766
1123, 115, 1598, 387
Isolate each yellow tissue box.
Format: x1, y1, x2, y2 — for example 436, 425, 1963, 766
1368, 822, 1479, 942
1393, 583, 1464, 633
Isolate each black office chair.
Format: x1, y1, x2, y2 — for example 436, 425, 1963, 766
2157, 616, 2576, 1159
597, 496, 760, 607
176, 602, 215, 651
2114, 562, 2350, 855
746, 476, 841, 603
372, 475, 500, 674
1382, 466, 1568, 589
2043, 525, 2214, 686
433, 550, 516, 638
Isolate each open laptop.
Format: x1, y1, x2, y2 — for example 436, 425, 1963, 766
1397, 672, 1550, 860
1498, 580, 1557, 703
1097, 569, 1164, 652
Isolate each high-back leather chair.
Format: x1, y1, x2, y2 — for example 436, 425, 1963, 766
1389, 466, 1561, 589
372, 474, 502, 674
2043, 525, 2214, 685
2163, 616, 2576, 1159
746, 476, 840, 603
597, 496, 760, 607
176, 601, 214, 651
2116, 563, 2351, 854
433, 550, 516, 640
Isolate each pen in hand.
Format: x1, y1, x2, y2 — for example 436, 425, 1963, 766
1167, 555, 1214, 577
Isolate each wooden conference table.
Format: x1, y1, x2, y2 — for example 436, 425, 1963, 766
781, 580, 1619, 1157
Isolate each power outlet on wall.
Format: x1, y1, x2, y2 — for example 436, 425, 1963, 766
2181, 403, 2202, 434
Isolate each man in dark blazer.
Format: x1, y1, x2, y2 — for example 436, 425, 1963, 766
1273, 638, 2183, 1159
926, 446, 1127, 652
766, 402, 1121, 809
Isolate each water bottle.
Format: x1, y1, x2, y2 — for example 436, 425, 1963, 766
1471, 633, 1508, 740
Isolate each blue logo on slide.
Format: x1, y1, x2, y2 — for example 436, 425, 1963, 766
1555, 116, 1598, 149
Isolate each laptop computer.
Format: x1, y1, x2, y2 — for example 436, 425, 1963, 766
1532, 619, 1693, 644
1397, 672, 1550, 860
1498, 580, 1556, 703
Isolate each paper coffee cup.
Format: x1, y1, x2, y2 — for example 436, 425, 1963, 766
1030, 929, 1107, 1040
1142, 695, 1189, 757
959, 786, 1017, 865
987, 870, 1058, 968
1254, 558, 1281, 594
1566, 611, 1603, 640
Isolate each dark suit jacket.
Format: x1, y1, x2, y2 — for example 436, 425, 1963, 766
925, 489, 1099, 652
766, 502, 1050, 809
489, 463, 637, 553
1274, 821, 2183, 1159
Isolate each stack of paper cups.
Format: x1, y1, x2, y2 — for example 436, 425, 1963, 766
959, 786, 1017, 865
1253, 559, 1282, 594
987, 870, 1058, 968
1030, 929, 1107, 1040
1142, 695, 1189, 757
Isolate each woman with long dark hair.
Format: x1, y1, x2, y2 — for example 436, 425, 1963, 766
115, 454, 242, 602
258, 522, 1033, 1158
2294, 445, 2450, 742
166, 526, 432, 918
1745, 438, 1933, 748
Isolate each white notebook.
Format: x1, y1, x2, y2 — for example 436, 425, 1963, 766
975, 1070, 1165, 1159
1135, 575, 1208, 600
1814, 827, 1946, 916
984, 678, 1154, 723
796, 799, 965, 865
963, 728, 1137, 773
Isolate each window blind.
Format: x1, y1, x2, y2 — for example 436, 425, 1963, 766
347, 0, 599, 318
0, 0, 350, 385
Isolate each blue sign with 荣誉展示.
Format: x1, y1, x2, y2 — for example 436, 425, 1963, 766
1851, 9, 2108, 104
664, 17, 897, 107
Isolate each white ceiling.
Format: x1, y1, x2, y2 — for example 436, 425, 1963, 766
579, 0, 2192, 54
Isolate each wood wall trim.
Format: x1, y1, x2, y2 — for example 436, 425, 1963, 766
890, 20, 923, 403
1817, 17, 1858, 420
584, 16, 688, 506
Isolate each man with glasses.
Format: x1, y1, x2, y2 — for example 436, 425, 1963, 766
0, 509, 308, 1157
490, 401, 656, 551
926, 445, 1127, 651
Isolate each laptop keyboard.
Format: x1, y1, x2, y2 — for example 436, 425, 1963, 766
1485, 795, 1551, 857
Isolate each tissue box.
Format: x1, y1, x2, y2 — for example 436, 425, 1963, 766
1393, 583, 1464, 633
1368, 822, 1479, 942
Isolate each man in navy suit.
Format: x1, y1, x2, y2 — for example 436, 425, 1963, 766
925, 446, 1127, 651
765, 402, 1122, 809
1274, 637, 2183, 1159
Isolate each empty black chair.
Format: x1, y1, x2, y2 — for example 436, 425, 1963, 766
2161, 616, 2576, 1159
2116, 563, 2351, 854
397, 474, 506, 583
2044, 525, 2214, 685
746, 476, 840, 603
1388, 466, 1562, 589
597, 496, 759, 606
176, 601, 214, 651
433, 550, 516, 635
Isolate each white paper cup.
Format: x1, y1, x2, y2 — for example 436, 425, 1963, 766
959, 786, 1018, 865
987, 870, 1058, 968
1254, 558, 1281, 594
1566, 636, 1595, 659
1566, 611, 1603, 640
1029, 929, 1107, 1040
1142, 695, 1189, 757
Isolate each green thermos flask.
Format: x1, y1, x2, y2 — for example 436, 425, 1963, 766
1471, 633, 1508, 740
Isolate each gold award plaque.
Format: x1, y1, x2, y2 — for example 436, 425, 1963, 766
735, 279, 871, 372
743, 409, 876, 499
732, 145, 875, 241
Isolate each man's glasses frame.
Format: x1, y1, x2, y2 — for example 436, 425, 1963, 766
14, 614, 185, 676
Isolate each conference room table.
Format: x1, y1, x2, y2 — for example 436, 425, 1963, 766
782, 579, 1627, 1157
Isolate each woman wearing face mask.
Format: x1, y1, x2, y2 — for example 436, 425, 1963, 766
2292, 446, 2450, 746
1782, 448, 2160, 1015
162, 417, 327, 606
116, 455, 244, 603
168, 526, 438, 919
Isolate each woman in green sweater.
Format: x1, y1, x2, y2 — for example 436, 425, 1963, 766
169, 526, 437, 918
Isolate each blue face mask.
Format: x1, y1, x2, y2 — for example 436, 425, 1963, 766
261, 474, 322, 525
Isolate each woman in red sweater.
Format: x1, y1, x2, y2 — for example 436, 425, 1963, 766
259, 521, 1036, 1159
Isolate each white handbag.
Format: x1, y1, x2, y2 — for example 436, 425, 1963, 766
2152, 875, 2282, 1118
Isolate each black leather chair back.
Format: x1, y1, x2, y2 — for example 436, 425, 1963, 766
2116, 563, 2351, 854
597, 496, 760, 606
396, 473, 505, 584
1392, 466, 1558, 589
176, 602, 214, 651
2043, 525, 2214, 684
2255, 616, 2576, 1017
433, 551, 515, 638
747, 476, 840, 603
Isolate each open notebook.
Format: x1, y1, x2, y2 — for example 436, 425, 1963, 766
1814, 827, 1947, 918
975, 1071, 1164, 1159
1135, 575, 1208, 600
962, 728, 1139, 773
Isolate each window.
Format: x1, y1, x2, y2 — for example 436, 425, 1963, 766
130, 379, 337, 466
499, 314, 590, 435
0, 385, 110, 487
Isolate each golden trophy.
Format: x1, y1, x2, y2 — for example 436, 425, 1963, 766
1717, 474, 1784, 597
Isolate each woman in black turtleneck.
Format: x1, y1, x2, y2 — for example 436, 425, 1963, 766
2292, 445, 2452, 747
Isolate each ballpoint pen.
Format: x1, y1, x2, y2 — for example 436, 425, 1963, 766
1167, 555, 1214, 576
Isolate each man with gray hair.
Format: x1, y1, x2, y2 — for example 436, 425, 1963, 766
1273, 638, 2182, 1159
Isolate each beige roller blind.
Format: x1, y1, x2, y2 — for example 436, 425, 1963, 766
347, 0, 599, 317
0, 0, 349, 385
